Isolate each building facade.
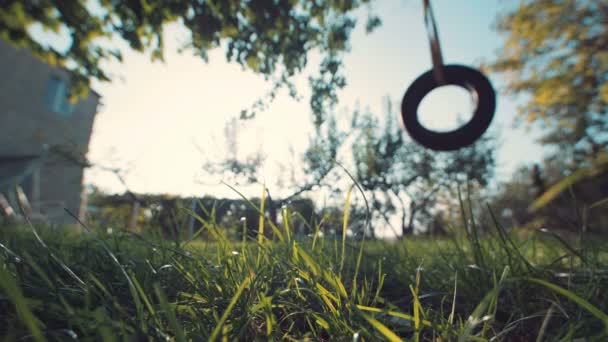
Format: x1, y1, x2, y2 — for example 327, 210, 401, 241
0, 39, 100, 224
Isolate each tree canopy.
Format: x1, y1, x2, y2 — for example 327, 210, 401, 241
491, 0, 608, 161
0, 0, 380, 125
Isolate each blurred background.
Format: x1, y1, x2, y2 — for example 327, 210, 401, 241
1, 0, 606, 239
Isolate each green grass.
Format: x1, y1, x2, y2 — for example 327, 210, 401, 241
1, 205, 607, 341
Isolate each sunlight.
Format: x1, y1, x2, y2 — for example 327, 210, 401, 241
418, 85, 474, 132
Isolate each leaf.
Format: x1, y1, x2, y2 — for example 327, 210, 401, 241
245, 55, 260, 72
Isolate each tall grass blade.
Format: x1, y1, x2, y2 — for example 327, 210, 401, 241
410, 283, 421, 342
258, 186, 266, 245
526, 277, 608, 330
0, 266, 44, 342
282, 206, 291, 243
332, 161, 371, 298
357, 305, 432, 327
22, 210, 86, 288
361, 313, 402, 342
458, 286, 502, 342
297, 246, 321, 276
340, 186, 353, 277
64, 209, 144, 323
529, 156, 607, 212
486, 204, 535, 271
538, 228, 588, 266
588, 197, 608, 210
132, 274, 160, 326
209, 276, 251, 341
457, 186, 483, 270
449, 272, 457, 325
221, 182, 285, 243
154, 283, 186, 342
536, 304, 555, 342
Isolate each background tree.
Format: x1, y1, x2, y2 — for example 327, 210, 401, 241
0, 0, 381, 125
350, 98, 497, 237
490, 0, 608, 226
491, 0, 608, 161
202, 117, 266, 187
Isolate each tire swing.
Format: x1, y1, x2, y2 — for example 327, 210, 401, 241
401, 0, 496, 151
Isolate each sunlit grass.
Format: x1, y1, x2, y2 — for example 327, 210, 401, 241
0, 197, 607, 340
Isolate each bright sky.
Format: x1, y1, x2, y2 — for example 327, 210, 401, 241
80, 0, 546, 198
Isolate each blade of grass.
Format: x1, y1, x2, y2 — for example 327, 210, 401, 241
536, 304, 555, 342
410, 283, 421, 341
458, 286, 502, 342
357, 305, 433, 327
588, 197, 608, 210
486, 204, 536, 271
297, 246, 321, 276
332, 161, 371, 299
538, 228, 588, 266
65, 209, 144, 326
21, 251, 54, 289
282, 205, 291, 244
340, 185, 354, 277
0, 266, 44, 342
221, 182, 284, 243
525, 277, 608, 330
154, 283, 186, 342
209, 275, 252, 341
449, 272, 457, 325
22, 210, 86, 288
132, 274, 160, 327
466, 182, 484, 270
361, 313, 402, 342
258, 186, 266, 246
529, 156, 607, 212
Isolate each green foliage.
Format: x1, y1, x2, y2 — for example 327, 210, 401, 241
1, 201, 608, 340
0, 0, 379, 124
491, 0, 608, 158
350, 98, 497, 235
490, 1, 608, 235
488, 153, 608, 234
304, 113, 346, 182
203, 117, 267, 186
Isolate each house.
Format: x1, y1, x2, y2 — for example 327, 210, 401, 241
0, 39, 100, 224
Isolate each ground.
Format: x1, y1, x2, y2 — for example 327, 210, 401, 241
0, 218, 607, 341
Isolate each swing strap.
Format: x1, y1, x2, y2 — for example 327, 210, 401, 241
422, 0, 446, 85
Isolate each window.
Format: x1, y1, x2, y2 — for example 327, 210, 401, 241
44, 76, 74, 117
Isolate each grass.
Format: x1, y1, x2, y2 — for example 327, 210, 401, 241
1, 199, 607, 341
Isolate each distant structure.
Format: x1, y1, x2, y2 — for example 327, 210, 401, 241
0, 39, 100, 224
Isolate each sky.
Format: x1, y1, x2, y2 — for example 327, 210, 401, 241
78, 0, 547, 198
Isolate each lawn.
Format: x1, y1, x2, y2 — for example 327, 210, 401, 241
1, 208, 607, 341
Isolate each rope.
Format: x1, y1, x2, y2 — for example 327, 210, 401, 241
422, 0, 446, 85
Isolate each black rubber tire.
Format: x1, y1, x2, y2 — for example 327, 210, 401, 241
401, 64, 496, 151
